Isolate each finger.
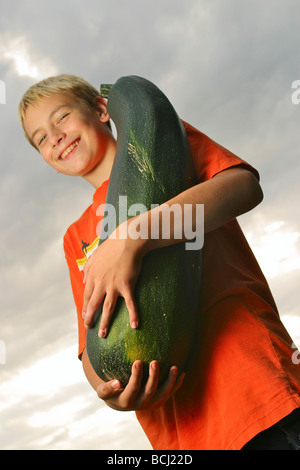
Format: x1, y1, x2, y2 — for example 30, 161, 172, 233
170, 371, 186, 395
159, 367, 186, 399
83, 264, 90, 284
138, 365, 184, 411
152, 366, 179, 403
123, 289, 139, 329
82, 279, 95, 322
161, 366, 179, 395
144, 361, 160, 397
136, 361, 160, 410
98, 291, 118, 337
152, 369, 185, 411
119, 360, 143, 409
83, 261, 90, 285
83, 253, 95, 284
84, 286, 105, 329
96, 379, 122, 400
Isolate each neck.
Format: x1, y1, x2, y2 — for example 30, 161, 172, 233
83, 138, 116, 189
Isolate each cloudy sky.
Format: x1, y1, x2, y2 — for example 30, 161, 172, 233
1, 0, 300, 451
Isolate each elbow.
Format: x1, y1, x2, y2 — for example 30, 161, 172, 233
243, 170, 264, 211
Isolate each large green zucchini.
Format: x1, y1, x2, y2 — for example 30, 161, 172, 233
86, 76, 202, 387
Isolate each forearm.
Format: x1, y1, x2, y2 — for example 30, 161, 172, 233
82, 167, 263, 336
126, 167, 263, 254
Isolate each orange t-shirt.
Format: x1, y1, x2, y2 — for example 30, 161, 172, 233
63, 121, 300, 450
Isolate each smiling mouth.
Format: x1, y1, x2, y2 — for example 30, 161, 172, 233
59, 139, 80, 160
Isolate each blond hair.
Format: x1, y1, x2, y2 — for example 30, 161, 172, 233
18, 74, 110, 148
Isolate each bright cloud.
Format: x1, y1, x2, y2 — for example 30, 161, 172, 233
0, 35, 58, 79
246, 220, 300, 278
0, 345, 150, 450
281, 314, 300, 350
0, 345, 82, 412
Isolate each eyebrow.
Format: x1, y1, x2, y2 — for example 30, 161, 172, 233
30, 104, 71, 143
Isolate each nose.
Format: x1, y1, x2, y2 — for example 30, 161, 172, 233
49, 129, 65, 147
55, 136, 63, 147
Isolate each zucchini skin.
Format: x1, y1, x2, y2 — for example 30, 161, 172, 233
86, 76, 202, 387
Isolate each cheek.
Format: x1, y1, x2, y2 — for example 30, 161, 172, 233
84, 129, 104, 155
40, 149, 54, 166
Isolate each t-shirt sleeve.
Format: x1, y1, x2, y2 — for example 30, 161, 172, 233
182, 121, 260, 182
63, 233, 86, 359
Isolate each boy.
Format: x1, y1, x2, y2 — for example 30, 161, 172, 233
19, 74, 300, 450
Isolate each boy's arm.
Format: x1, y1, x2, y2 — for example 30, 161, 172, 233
81, 348, 185, 411
82, 166, 263, 334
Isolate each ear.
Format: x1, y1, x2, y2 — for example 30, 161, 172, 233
94, 96, 110, 123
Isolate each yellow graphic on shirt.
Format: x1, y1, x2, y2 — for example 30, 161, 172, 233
76, 237, 99, 271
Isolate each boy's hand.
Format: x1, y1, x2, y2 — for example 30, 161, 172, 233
82, 222, 144, 337
96, 360, 185, 411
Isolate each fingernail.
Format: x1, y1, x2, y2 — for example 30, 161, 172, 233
111, 380, 120, 390
98, 328, 107, 338
131, 321, 138, 329
134, 361, 141, 371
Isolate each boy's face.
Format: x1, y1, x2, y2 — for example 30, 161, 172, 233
23, 93, 114, 182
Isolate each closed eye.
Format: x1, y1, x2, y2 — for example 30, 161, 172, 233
58, 113, 70, 123
38, 135, 46, 146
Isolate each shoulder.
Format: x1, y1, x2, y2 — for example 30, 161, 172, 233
182, 120, 207, 141
181, 120, 222, 156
